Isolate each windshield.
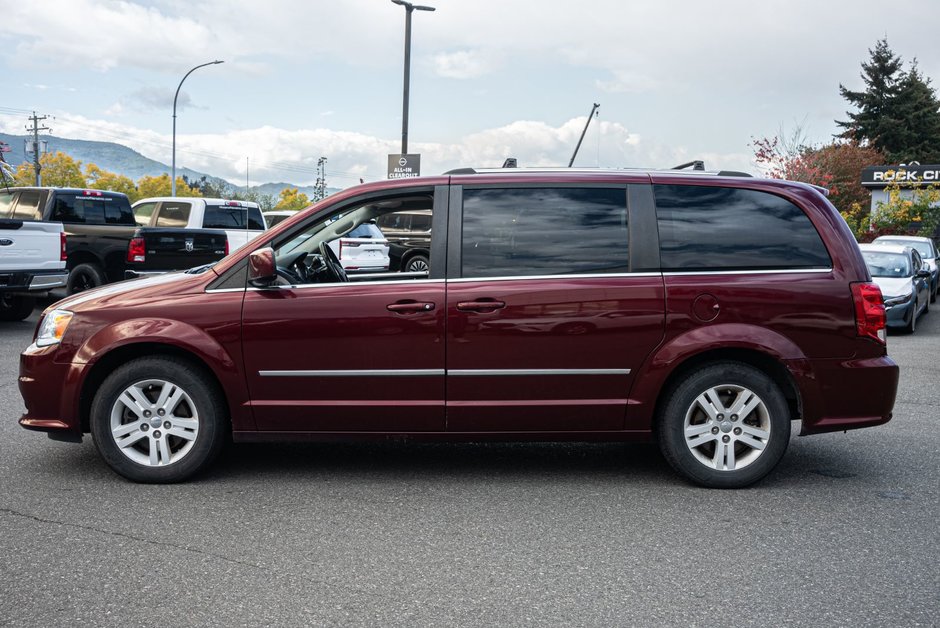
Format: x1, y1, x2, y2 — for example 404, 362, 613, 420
877, 239, 935, 258
862, 251, 912, 278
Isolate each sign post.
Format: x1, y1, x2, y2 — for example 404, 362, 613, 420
388, 154, 421, 179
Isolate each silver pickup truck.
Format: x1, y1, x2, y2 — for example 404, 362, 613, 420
0, 218, 67, 321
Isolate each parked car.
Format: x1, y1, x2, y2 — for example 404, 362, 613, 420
0, 187, 141, 293
19, 167, 899, 488
0, 197, 67, 320
263, 210, 299, 228
858, 243, 930, 333
871, 235, 939, 301
375, 209, 431, 272
132, 197, 266, 252
326, 220, 390, 272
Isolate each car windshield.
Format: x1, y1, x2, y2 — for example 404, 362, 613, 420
876, 239, 935, 258
863, 251, 912, 278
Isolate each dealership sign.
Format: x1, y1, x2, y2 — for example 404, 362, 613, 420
862, 164, 940, 187
388, 154, 421, 179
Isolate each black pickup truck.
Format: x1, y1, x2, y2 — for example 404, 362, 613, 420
0, 187, 229, 293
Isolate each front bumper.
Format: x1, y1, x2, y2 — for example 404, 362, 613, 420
18, 343, 86, 442
885, 299, 915, 328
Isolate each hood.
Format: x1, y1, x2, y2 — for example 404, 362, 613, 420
46, 270, 215, 314
871, 276, 914, 299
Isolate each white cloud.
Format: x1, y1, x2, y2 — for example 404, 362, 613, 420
431, 50, 495, 79
0, 113, 753, 188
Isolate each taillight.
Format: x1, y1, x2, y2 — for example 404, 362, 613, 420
224, 238, 229, 256
851, 282, 886, 344
60, 232, 67, 262
127, 237, 146, 263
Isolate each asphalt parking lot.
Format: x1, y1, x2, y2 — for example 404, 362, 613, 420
1, 299, 938, 627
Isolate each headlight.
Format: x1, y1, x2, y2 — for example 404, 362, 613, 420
36, 310, 73, 347
884, 293, 913, 307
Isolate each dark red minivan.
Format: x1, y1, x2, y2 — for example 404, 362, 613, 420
19, 168, 899, 487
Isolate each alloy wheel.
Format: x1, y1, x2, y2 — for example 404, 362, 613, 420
109, 379, 200, 467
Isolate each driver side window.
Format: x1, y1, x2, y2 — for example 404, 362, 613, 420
271, 192, 435, 286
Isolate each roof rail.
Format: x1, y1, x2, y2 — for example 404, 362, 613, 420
443, 165, 753, 177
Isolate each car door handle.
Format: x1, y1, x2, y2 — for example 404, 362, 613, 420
456, 299, 506, 312
387, 301, 435, 314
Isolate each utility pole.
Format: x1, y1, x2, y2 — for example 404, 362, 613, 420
314, 157, 328, 202
568, 103, 600, 167
26, 111, 51, 186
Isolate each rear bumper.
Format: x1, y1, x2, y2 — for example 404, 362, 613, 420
794, 354, 899, 435
0, 270, 68, 293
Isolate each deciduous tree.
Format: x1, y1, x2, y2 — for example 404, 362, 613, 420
14, 151, 85, 187
136, 174, 201, 199
274, 187, 310, 210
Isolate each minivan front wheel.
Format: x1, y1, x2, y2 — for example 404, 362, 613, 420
658, 362, 790, 488
90, 357, 227, 483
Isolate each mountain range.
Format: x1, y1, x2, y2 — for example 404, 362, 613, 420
0, 132, 337, 199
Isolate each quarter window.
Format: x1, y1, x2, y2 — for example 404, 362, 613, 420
654, 184, 831, 271
460, 187, 629, 278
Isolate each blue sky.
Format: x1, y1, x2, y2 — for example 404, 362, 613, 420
1, 0, 939, 189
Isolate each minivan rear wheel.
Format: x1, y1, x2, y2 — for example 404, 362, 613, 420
657, 362, 790, 489
90, 357, 227, 483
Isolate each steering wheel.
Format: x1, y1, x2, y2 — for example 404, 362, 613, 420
276, 251, 309, 284
319, 241, 348, 282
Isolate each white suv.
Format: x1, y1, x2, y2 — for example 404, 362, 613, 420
327, 222, 390, 272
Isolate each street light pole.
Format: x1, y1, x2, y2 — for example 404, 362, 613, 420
172, 60, 224, 196
391, 0, 434, 155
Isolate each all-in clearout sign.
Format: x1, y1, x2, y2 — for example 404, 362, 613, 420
388, 154, 421, 179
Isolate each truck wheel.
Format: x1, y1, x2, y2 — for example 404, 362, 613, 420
67, 263, 105, 294
90, 357, 228, 483
657, 362, 791, 489
0, 294, 36, 321
404, 254, 429, 273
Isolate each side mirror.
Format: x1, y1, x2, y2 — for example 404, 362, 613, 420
248, 247, 277, 287
916, 269, 931, 278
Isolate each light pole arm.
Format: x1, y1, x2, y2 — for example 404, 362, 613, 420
172, 60, 223, 196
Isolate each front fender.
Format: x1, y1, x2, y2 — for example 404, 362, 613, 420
76, 318, 237, 373
72, 317, 253, 432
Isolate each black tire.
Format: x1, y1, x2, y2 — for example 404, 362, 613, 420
67, 263, 105, 295
0, 294, 36, 321
404, 254, 429, 273
90, 356, 228, 483
657, 361, 791, 489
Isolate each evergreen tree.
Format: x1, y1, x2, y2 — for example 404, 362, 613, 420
837, 39, 940, 163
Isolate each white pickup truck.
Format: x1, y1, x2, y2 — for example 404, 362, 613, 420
0, 217, 67, 321
132, 197, 267, 252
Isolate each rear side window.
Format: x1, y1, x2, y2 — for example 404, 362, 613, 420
203, 205, 265, 230
0, 191, 12, 217
13, 190, 42, 220
155, 202, 192, 227
51, 194, 135, 225
461, 187, 629, 278
654, 184, 831, 271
